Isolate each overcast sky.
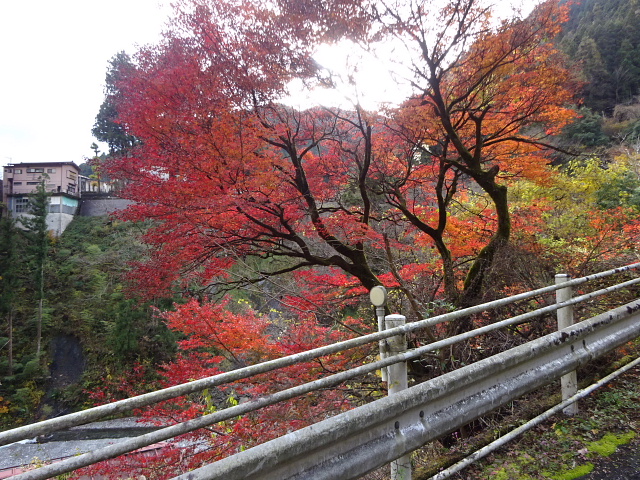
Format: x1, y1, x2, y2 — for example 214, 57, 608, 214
0, 0, 170, 173
0, 1, 532, 176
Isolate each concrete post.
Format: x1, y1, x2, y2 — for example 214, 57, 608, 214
385, 314, 411, 480
556, 274, 578, 415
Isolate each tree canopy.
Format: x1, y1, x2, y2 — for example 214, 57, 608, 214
92, 52, 141, 155
102, 0, 578, 316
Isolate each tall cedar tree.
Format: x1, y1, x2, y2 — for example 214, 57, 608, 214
103, 0, 577, 315
21, 181, 51, 357
0, 214, 19, 374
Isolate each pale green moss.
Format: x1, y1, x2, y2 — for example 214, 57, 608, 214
547, 463, 594, 480
492, 468, 510, 480
489, 467, 534, 480
588, 431, 636, 456
517, 453, 535, 465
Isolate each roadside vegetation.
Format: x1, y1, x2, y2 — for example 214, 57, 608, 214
412, 344, 640, 479
2, 0, 640, 478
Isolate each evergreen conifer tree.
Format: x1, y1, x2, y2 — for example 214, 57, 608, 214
0, 213, 19, 374
21, 181, 51, 357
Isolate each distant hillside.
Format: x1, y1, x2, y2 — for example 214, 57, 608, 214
558, 0, 640, 113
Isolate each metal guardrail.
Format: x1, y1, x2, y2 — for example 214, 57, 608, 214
176, 299, 640, 480
428, 354, 640, 480
3, 263, 640, 480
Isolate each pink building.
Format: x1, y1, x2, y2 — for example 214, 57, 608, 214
1, 162, 89, 235
3, 161, 82, 197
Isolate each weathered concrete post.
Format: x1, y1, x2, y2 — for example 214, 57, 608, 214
385, 314, 411, 480
556, 274, 578, 415
370, 286, 388, 382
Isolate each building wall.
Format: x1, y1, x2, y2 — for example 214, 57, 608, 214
78, 194, 133, 217
49, 196, 80, 215
47, 212, 76, 237
16, 211, 76, 237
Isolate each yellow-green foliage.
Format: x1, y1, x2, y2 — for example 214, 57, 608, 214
588, 431, 636, 456
509, 155, 640, 269
512, 157, 633, 233
492, 467, 510, 480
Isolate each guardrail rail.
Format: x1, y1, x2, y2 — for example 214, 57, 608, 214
2, 263, 640, 480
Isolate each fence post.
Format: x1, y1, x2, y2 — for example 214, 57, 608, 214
556, 274, 578, 415
370, 286, 388, 382
385, 314, 411, 480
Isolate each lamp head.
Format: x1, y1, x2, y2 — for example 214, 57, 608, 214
369, 285, 387, 307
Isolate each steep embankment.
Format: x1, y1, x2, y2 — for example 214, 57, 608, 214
0, 216, 176, 428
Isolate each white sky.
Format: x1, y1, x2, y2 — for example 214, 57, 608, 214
0, 0, 171, 173
0, 0, 535, 176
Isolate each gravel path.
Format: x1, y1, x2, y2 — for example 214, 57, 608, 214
0, 418, 158, 470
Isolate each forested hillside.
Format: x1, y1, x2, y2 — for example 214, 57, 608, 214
0, 216, 176, 426
3, 0, 640, 476
559, 0, 640, 114
550, 0, 640, 175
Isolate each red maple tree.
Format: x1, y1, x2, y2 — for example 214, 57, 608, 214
81, 298, 372, 478
93, 0, 584, 460
81, 1, 627, 475
104, 0, 577, 314
374, 0, 578, 309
